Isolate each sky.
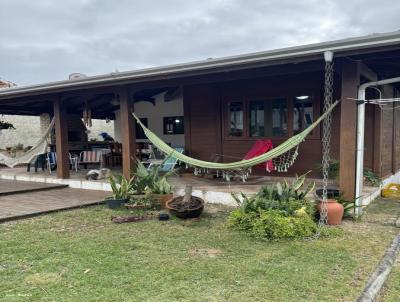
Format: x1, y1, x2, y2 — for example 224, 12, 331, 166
1, 0, 399, 86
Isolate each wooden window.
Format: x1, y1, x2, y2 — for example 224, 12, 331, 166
249, 98, 288, 137
229, 102, 244, 136
271, 98, 288, 137
224, 93, 318, 140
293, 96, 314, 134
249, 100, 264, 137
135, 118, 148, 139
163, 116, 184, 135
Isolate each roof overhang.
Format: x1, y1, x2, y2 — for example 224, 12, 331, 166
0, 30, 400, 100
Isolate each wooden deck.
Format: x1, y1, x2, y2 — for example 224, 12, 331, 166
0, 179, 67, 196
0, 182, 108, 222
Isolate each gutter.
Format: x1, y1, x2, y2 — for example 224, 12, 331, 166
355, 76, 400, 215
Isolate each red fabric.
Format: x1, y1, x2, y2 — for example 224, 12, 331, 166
243, 139, 274, 172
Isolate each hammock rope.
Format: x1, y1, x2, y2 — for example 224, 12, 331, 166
132, 100, 339, 175
0, 118, 55, 168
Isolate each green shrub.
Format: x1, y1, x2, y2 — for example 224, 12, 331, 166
227, 209, 257, 232
228, 209, 316, 240
228, 172, 318, 240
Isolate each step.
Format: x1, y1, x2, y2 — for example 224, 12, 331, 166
0, 180, 68, 196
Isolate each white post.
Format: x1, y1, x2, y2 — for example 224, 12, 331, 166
355, 77, 400, 216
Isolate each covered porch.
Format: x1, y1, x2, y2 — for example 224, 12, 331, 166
0, 33, 400, 202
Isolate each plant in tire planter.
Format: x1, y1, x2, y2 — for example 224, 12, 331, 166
167, 185, 204, 219
106, 174, 134, 209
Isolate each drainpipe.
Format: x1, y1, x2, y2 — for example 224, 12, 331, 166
355, 76, 400, 215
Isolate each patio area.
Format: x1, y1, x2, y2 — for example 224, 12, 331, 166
0, 166, 379, 206
0, 179, 107, 222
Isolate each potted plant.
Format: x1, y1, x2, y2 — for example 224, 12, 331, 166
166, 185, 204, 219
150, 174, 174, 208
146, 162, 175, 208
130, 161, 152, 200
106, 174, 134, 209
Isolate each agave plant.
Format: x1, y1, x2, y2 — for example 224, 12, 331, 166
232, 172, 316, 217
134, 157, 175, 195
109, 174, 135, 200
258, 171, 315, 202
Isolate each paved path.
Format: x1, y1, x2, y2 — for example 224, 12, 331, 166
0, 187, 108, 222
0, 179, 67, 195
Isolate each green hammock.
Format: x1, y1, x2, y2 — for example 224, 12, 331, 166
132, 100, 339, 172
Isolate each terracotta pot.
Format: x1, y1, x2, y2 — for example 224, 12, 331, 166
151, 193, 173, 208
317, 199, 344, 225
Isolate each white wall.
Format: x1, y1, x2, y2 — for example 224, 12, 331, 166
0, 115, 41, 149
114, 92, 184, 147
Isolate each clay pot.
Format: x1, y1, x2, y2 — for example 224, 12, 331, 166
151, 193, 173, 208
317, 199, 344, 225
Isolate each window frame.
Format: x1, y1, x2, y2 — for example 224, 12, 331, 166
223, 89, 320, 141
163, 116, 184, 135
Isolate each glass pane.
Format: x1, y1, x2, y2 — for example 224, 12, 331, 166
174, 117, 184, 134
229, 102, 243, 136
271, 98, 287, 136
249, 100, 264, 137
163, 116, 184, 135
293, 96, 313, 134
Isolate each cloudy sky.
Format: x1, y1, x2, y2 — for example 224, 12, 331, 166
1, 0, 399, 86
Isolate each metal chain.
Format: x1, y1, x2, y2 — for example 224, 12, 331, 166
319, 60, 334, 229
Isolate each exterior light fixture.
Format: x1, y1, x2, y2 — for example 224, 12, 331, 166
296, 96, 309, 100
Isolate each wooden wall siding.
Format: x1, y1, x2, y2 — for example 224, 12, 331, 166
339, 61, 359, 200
363, 104, 376, 170
185, 71, 327, 177
380, 86, 395, 177
183, 84, 221, 161
330, 75, 343, 162
394, 89, 400, 172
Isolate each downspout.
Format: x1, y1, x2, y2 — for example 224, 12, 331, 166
355, 76, 400, 215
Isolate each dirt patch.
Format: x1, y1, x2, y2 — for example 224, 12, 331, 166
188, 248, 222, 258
25, 273, 61, 285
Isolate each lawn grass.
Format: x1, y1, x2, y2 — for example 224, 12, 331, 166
378, 258, 400, 302
0, 199, 399, 302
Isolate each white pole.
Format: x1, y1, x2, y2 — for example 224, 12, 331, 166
355, 76, 400, 216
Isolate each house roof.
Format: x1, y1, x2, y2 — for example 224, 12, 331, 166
1, 30, 400, 99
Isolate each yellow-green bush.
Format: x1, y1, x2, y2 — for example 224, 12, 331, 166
228, 209, 317, 240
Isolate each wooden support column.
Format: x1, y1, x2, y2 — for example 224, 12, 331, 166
53, 96, 70, 179
339, 61, 360, 200
118, 86, 136, 178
